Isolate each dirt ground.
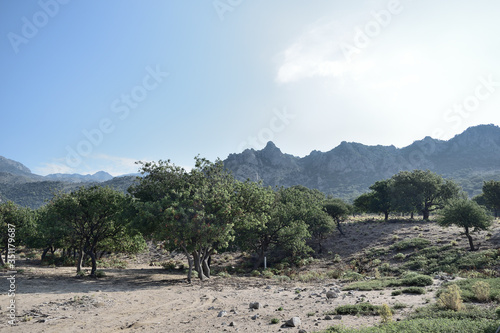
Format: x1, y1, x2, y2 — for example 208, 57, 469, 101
1, 218, 499, 333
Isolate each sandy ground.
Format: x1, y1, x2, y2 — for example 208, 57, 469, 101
0, 263, 442, 333
1, 218, 498, 332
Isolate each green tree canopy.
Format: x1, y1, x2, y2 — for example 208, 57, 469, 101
48, 186, 139, 277
353, 179, 393, 220
437, 199, 493, 251
482, 180, 500, 217
391, 170, 462, 220
130, 157, 240, 282
0, 201, 36, 267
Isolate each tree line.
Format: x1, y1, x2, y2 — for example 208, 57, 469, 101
1, 158, 498, 281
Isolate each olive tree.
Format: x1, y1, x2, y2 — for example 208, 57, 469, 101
131, 157, 240, 282
48, 186, 139, 276
482, 180, 500, 217
437, 199, 493, 251
391, 170, 462, 220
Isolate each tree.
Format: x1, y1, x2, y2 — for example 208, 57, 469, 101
391, 170, 462, 220
234, 185, 314, 268
0, 202, 36, 267
482, 180, 500, 217
49, 186, 137, 276
437, 199, 493, 251
323, 198, 350, 235
131, 157, 239, 282
353, 179, 393, 221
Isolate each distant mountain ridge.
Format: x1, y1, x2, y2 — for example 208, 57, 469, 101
224, 124, 500, 199
2, 124, 500, 207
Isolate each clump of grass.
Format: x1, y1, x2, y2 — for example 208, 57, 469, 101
270, 318, 280, 324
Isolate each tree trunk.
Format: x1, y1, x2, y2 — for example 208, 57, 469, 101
76, 249, 84, 273
410, 212, 414, 219
192, 251, 207, 281
88, 250, 97, 277
384, 211, 389, 221
0, 248, 5, 266
41, 247, 50, 261
337, 221, 345, 236
422, 210, 429, 220
181, 245, 193, 283
201, 248, 212, 279
464, 226, 476, 251
254, 249, 265, 270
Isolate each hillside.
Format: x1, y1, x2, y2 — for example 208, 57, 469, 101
224, 124, 500, 199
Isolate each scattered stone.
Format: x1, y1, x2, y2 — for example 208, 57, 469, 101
333, 315, 342, 320
208, 306, 215, 310
285, 317, 301, 327
324, 315, 332, 320
251, 314, 259, 320
249, 302, 261, 309
218, 311, 227, 317
299, 330, 307, 333
229, 321, 235, 327
265, 286, 272, 289
326, 291, 338, 299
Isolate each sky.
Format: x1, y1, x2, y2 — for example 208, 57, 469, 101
1, 0, 500, 176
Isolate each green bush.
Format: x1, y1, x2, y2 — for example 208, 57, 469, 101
322, 318, 499, 332
390, 238, 431, 251
402, 287, 426, 295
398, 273, 433, 287
334, 303, 382, 316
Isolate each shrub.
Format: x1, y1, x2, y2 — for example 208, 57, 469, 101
390, 238, 431, 251
394, 253, 406, 261
472, 281, 491, 302
262, 269, 274, 279
438, 284, 463, 311
217, 271, 231, 278
335, 303, 381, 316
270, 318, 280, 324
95, 270, 106, 278
161, 260, 177, 270
341, 271, 364, 281
379, 304, 392, 324
391, 290, 402, 296
251, 270, 261, 277
399, 273, 433, 287
402, 287, 426, 295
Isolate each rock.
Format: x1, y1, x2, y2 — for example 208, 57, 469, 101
249, 302, 261, 309
251, 314, 259, 320
324, 315, 332, 320
285, 317, 301, 327
218, 311, 227, 317
333, 315, 342, 320
326, 291, 338, 299
299, 330, 307, 333
229, 321, 235, 327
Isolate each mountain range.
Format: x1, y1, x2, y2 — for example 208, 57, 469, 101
2, 124, 500, 208
224, 124, 500, 199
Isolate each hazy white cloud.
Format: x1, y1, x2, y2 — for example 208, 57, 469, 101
276, 20, 353, 83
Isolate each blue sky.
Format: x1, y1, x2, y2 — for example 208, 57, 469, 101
1, 0, 500, 176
